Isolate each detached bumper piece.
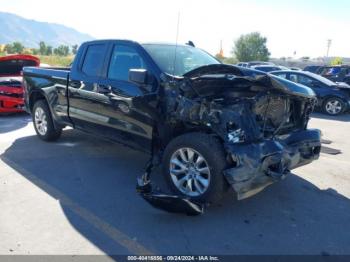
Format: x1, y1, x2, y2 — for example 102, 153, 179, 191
224, 129, 321, 200
137, 179, 204, 216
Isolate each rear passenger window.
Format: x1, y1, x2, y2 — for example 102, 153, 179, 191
82, 44, 107, 76
108, 45, 147, 81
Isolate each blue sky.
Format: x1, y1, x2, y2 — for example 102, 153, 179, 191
0, 0, 349, 58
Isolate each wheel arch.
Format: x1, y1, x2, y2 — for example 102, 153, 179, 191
154, 121, 222, 154
28, 90, 47, 113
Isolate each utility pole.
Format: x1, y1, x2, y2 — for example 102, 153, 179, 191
219, 40, 224, 58
326, 39, 332, 58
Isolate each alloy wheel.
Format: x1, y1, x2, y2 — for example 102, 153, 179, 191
325, 99, 342, 115
34, 107, 48, 136
169, 147, 211, 197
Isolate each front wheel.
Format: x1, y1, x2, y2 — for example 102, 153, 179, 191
323, 97, 345, 115
162, 133, 229, 204
32, 100, 62, 141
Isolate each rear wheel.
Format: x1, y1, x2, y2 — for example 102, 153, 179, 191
162, 133, 229, 204
323, 97, 345, 115
32, 100, 62, 141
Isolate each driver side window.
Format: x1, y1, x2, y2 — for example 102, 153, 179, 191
108, 45, 147, 81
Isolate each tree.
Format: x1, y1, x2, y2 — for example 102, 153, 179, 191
72, 44, 78, 55
331, 57, 343, 66
4, 44, 13, 54
12, 42, 24, 53
4, 42, 24, 54
222, 57, 238, 64
32, 48, 40, 55
46, 46, 53, 56
39, 41, 47, 55
232, 32, 270, 62
54, 45, 70, 56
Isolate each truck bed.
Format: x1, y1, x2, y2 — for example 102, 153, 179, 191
23, 67, 70, 80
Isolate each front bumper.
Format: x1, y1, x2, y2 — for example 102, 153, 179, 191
224, 129, 321, 200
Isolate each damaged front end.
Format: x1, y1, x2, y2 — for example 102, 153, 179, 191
166, 65, 321, 200
138, 65, 321, 215
224, 129, 321, 200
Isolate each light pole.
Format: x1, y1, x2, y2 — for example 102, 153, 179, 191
326, 39, 332, 58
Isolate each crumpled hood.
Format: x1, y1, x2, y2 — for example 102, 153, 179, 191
184, 64, 316, 99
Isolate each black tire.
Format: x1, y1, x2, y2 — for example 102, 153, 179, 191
323, 97, 345, 116
32, 100, 62, 141
162, 132, 229, 204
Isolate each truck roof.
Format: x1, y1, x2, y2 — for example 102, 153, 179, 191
82, 39, 191, 48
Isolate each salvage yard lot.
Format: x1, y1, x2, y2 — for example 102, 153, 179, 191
0, 113, 350, 255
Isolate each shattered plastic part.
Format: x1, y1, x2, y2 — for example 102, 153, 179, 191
137, 179, 204, 216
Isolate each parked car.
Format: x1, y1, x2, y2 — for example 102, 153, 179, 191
236, 61, 275, 68
271, 70, 350, 115
23, 40, 321, 213
0, 55, 40, 113
236, 62, 248, 67
251, 65, 286, 72
316, 65, 350, 85
290, 67, 302, 71
246, 61, 274, 67
303, 65, 323, 73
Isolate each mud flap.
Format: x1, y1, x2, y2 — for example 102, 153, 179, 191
136, 178, 204, 216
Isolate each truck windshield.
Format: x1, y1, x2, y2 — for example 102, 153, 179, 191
142, 44, 220, 76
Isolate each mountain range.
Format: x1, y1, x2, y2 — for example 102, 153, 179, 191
0, 11, 94, 47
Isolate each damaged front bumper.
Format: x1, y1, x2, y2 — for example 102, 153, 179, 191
224, 129, 321, 200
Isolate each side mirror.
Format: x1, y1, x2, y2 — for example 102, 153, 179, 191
129, 69, 148, 85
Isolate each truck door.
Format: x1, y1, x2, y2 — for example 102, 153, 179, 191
68, 43, 111, 134
68, 42, 158, 153
95, 43, 159, 152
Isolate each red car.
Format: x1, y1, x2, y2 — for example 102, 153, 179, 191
0, 55, 40, 113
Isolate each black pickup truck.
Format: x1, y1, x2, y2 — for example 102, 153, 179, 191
23, 40, 321, 212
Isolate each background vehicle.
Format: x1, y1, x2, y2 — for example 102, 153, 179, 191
246, 61, 274, 67
236, 61, 275, 68
236, 62, 248, 67
271, 70, 350, 115
23, 40, 320, 209
303, 65, 323, 73
290, 67, 302, 71
0, 55, 40, 113
251, 65, 286, 72
317, 65, 350, 85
